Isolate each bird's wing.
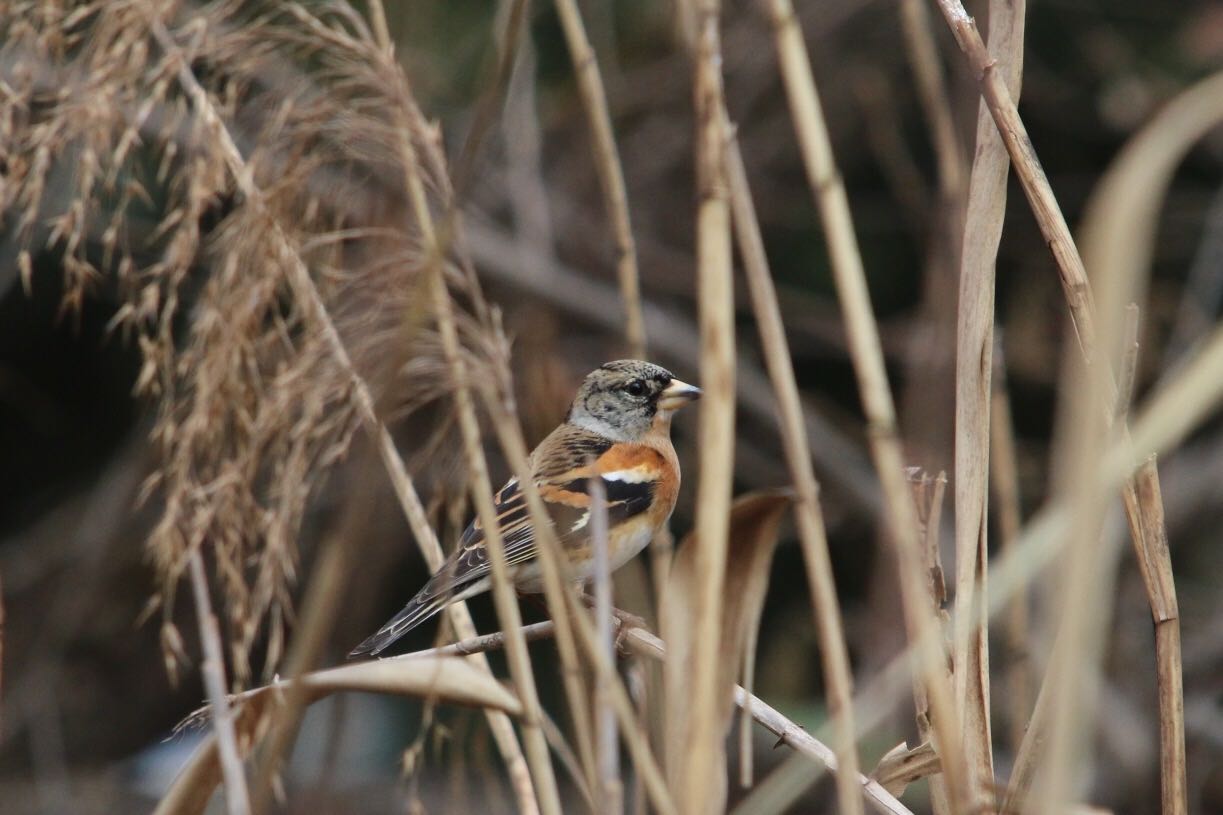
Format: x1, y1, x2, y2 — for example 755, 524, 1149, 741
348, 427, 662, 657
427, 426, 666, 595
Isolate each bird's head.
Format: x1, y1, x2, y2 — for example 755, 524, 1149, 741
567, 359, 701, 440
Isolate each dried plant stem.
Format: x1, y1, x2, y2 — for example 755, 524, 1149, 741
553, 0, 646, 358
398, 617, 912, 815
898, 0, 964, 200
931, 0, 1098, 362
762, 0, 969, 808
188, 550, 251, 815
1126, 459, 1187, 815
910, 472, 951, 815
678, 0, 738, 810
427, 267, 563, 815
988, 67, 1223, 811
364, 3, 568, 809
589, 477, 623, 813
989, 354, 1031, 757
249, 527, 353, 812
726, 130, 864, 815
481, 393, 606, 799
628, 624, 915, 815
149, 18, 539, 812
949, 0, 1024, 805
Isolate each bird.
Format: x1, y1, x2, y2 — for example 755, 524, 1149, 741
350, 359, 701, 657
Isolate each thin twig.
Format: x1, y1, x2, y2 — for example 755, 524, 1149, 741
726, 126, 865, 815
553, 0, 646, 358
761, 0, 969, 808
188, 550, 251, 815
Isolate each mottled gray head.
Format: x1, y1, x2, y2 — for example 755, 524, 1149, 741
566, 360, 701, 440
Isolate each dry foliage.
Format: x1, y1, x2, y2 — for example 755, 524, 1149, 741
0, 1, 502, 684
4, 2, 1223, 815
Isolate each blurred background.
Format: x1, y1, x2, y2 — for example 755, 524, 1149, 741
2, 0, 1222, 812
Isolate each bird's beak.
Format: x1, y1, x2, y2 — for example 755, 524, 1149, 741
658, 379, 702, 412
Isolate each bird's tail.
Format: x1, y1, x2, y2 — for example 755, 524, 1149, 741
348, 576, 491, 658
348, 593, 448, 658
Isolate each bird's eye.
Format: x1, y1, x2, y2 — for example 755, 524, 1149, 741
625, 379, 647, 397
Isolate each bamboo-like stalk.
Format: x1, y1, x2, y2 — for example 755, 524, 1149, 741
145, 17, 546, 813
725, 129, 865, 815
949, 0, 1024, 807
187, 550, 251, 815
677, 0, 737, 811
552, 0, 646, 359
760, 0, 970, 808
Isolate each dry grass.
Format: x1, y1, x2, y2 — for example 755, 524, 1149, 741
4, 2, 1223, 814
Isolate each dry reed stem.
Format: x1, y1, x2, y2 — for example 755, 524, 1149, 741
761, 0, 969, 808
624, 626, 912, 815
553, 0, 646, 359
1008, 69, 1223, 811
988, 351, 1030, 757
481, 392, 605, 800
898, 0, 965, 201
373, 0, 599, 794
930, 0, 1098, 363
248, 528, 353, 812
726, 127, 865, 815
427, 258, 563, 815
1030, 363, 1112, 815
909, 471, 951, 815
563, 585, 678, 815
452, 0, 530, 197
479, 385, 676, 814
934, 8, 1221, 809
1127, 459, 1187, 815
364, 3, 566, 808
156, 654, 525, 815
737, 623, 758, 788
384, 617, 913, 814
465, 217, 883, 512
749, 313, 1223, 810
188, 550, 251, 815
673, 0, 738, 810
589, 477, 623, 813
149, 15, 539, 809
950, 0, 1024, 806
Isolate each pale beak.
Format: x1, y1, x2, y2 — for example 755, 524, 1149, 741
658, 378, 702, 412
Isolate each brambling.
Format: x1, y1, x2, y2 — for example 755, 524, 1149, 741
350, 360, 701, 657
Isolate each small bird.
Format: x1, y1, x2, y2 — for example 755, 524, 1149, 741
350, 359, 701, 657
